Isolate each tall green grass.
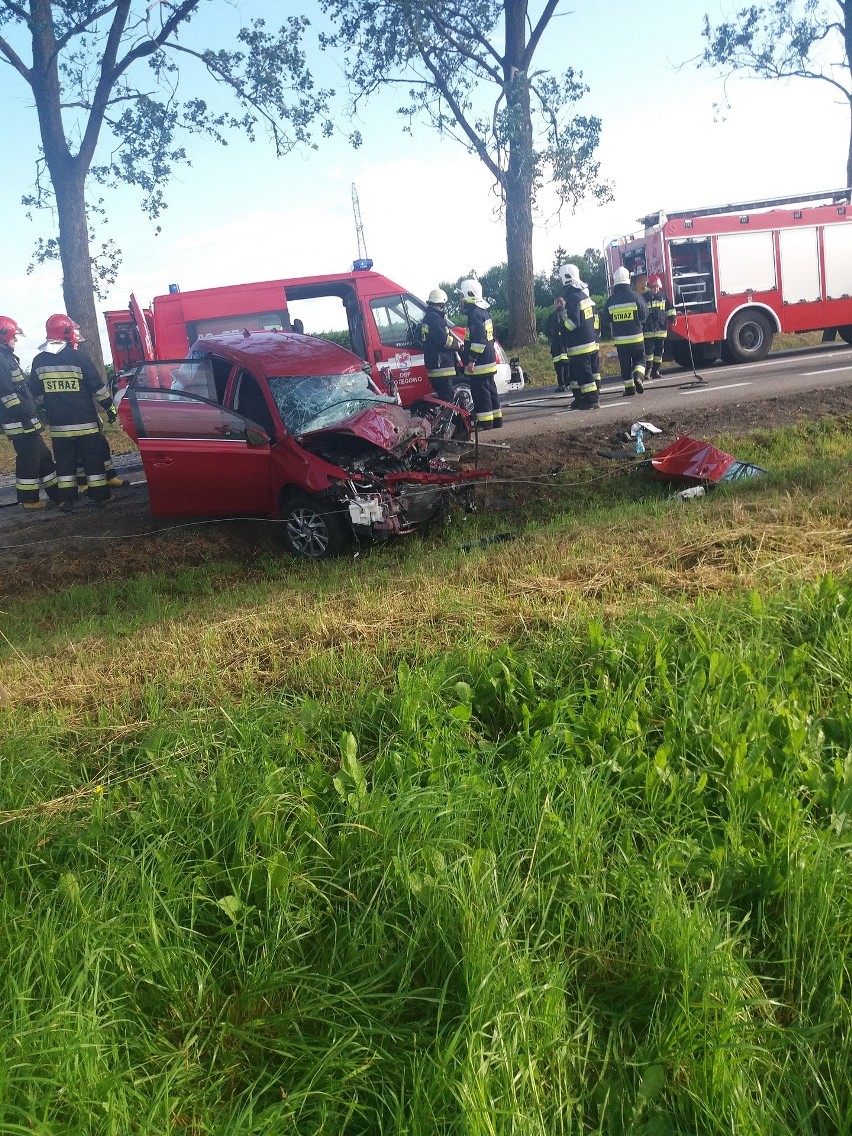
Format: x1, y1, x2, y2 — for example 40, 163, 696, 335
1, 576, 851, 1133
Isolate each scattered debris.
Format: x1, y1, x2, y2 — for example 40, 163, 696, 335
649, 435, 767, 486
461, 532, 517, 553
675, 485, 706, 500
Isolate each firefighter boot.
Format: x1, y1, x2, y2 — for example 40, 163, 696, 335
633, 371, 645, 395
107, 475, 130, 489
22, 500, 46, 511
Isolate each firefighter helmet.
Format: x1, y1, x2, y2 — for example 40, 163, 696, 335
428, 288, 448, 305
0, 316, 23, 344
45, 313, 84, 345
648, 274, 663, 290
559, 262, 580, 286
613, 266, 631, 286
457, 277, 484, 305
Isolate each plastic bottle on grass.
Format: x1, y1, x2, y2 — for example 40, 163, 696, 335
634, 428, 645, 455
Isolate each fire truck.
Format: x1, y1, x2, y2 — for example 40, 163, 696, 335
104, 266, 524, 406
605, 188, 852, 367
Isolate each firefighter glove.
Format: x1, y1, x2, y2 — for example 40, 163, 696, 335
464, 361, 476, 375
106, 406, 118, 424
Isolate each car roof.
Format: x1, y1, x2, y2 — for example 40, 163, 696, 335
188, 331, 365, 377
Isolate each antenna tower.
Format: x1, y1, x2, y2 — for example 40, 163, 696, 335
352, 183, 372, 268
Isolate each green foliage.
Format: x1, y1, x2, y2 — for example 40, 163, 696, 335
5, 4, 340, 301
701, 0, 852, 179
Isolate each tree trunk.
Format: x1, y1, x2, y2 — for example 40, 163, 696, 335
50, 167, 107, 377
503, 2, 537, 348
505, 158, 536, 347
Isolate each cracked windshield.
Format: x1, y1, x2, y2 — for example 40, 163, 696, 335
267, 369, 396, 435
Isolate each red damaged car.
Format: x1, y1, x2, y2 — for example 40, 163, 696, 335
116, 331, 487, 557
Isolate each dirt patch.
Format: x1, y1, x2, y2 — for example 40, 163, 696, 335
3, 384, 852, 599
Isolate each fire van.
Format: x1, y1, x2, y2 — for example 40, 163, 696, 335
104, 267, 524, 405
605, 188, 852, 367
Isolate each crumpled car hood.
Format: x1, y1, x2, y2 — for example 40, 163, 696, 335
301, 403, 429, 454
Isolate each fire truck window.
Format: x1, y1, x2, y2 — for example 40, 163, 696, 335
231, 370, 276, 437
402, 294, 427, 338
370, 296, 414, 347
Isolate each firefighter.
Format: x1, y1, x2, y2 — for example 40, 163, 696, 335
457, 278, 502, 429
643, 274, 676, 379
0, 316, 60, 509
559, 263, 600, 409
602, 267, 648, 396
419, 288, 463, 402
29, 314, 116, 509
545, 296, 570, 392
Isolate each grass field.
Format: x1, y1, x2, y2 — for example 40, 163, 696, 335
1, 419, 852, 1133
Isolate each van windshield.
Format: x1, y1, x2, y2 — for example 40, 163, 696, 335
267, 369, 396, 435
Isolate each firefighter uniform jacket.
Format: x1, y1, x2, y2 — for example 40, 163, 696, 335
603, 284, 648, 346
29, 343, 113, 437
545, 307, 568, 361
561, 283, 598, 357
643, 290, 676, 334
0, 345, 41, 436
462, 303, 497, 375
419, 305, 463, 379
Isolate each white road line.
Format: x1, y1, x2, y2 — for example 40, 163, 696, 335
800, 366, 852, 376
684, 381, 752, 395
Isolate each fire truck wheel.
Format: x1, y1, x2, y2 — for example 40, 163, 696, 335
837, 325, 852, 345
280, 493, 348, 559
726, 310, 773, 363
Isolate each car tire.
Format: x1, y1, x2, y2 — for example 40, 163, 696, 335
725, 310, 773, 363
280, 493, 348, 559
836, 325, 852, 345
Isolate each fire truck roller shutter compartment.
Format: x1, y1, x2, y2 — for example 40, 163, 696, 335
823, 223, 852, 300
716, 231, 777, 296
778, 227, 821, 304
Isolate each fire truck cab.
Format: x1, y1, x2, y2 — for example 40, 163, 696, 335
605, 188, 852, 367
105, 267, 524, 405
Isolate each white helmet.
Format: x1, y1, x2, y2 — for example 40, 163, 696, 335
457, 277, 483, 304
428, 287, 448, 305
559, 262, 580, 286
613, 266, 630, 285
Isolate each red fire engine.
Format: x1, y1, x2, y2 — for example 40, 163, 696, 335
605, 188, 852, 367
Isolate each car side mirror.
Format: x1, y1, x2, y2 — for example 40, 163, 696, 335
246, 426, 270, 447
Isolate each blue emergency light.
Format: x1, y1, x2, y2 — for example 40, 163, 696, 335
168, 283, 181, 294
353, 258, 373, 271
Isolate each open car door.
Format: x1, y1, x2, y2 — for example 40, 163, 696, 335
121, 359, 275, 518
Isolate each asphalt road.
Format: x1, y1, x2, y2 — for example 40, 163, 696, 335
500, 340, 852, 437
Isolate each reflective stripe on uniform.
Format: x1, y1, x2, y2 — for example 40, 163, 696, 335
1, 393, 20, 407
567, 342, 599, 357
612, 332, 645, 345
468, 363, 497, 375
49, 422, 100, 436
428, 367, 456, 378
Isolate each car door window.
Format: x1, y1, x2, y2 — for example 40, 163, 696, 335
131, 388, 256, 441
230, 369, 276, 437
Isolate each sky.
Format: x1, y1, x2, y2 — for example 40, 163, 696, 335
1, 0, 850, 366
